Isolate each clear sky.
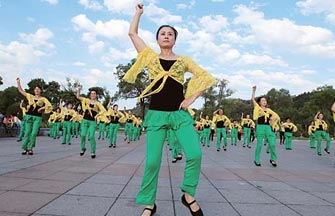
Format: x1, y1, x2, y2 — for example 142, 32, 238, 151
0, 0, 334, 108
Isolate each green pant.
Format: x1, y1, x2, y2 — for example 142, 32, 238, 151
105, 124, 110, 138
98, 122, 106, 139
203, 128, 211, 146
243, 127, 251, 146
109, 123, 120, 145
80, 119, 97, 153
62, 121, 72, 144
22, 115, 42, 150
309, 134, 315, 148
127, 124, 135, 141
72, 122, 79, 138
134, 126, 141, 140
315, 130, 331, 154
136, 110, 201, 206
198, 130, 204, 144
18, 116, 27, 140
216, 127, 227, 149
52, 122, 61, 138
124, 122, 132, 137
284, 132, 293, 149
231, 128, 238, 145
255, 124, 277, 163
168, 129, 182, 158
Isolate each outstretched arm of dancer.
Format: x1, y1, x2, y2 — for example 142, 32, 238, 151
76, 85, 83, 101
331, 102, 335, 113
16, 78, 27, 97
251, 86, 257, 106
314, 111, 320, 120
19, 100, 24, 109
129, 4, 146, 53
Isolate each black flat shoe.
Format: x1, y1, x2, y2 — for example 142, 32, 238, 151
91, 154, 96, 159
254, 161, 261, 166
113, 144, 116, 148
141, 204, 156, 216
28, 150, 33, 155
181, 194, 203, 216
21, 149, 27, 155
80, 149, 86, 156
172, 158, 178, 163
223, 148, 227, 151
324, 148, 330, 154
318, 152, 322, 156
217, 149, 220, 152
270, 160, 277, 167
177, 155, 183, 160
109, 145, 112, 148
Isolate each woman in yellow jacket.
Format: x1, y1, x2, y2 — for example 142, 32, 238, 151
106, 102, 125, 148
308, 121, 316, 149
200, 112, 214, 148
212, 109, 230, 151
282, 117, 298, 150
252, 86, 280, 167
230, 120, 242, 147
241, 113, 255, 148
17, 100, 27, 142
122, 4, 216, 215
314, 111, 331, 156
59, 100, 76, 145
70, 111, 82, 139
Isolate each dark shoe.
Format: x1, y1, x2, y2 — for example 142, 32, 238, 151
61, 143, 66, 145
21, 149, 27, 155
113, 144, 116, 148
318, 152, 322, 156
217, 149, 220, 152
109, 145, 112, 148
127, 141, 130, 144
124, 137, 127, 141
91, 154, 96, 159
80, 149, 86, 156
17, 139, 22, 142
202, 144, 205, 147
172, 158, 178, 163
223, 147, 227, 151
28, 150, 33, 155
254, 161, 261, 166
310, 147, 316, 149
177, 155, 183, 160
68, 143, 71, 145
141, 204, 156, 216
270, 160, 277, 167
266, 151, 270, 154
248, 146, 251, 149
181, 194, 203, 216
243, 145, 246, 148
324, 148, 330, 154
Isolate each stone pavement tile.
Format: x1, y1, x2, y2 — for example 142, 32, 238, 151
106, 199, 173, 216
173, 187, 227, 202
232, 203, 300, 216
309, 191, 335, 204
219, 189, 279, 204
0, 212, 28, 216
85, 174, 131, 185
42, 171, 92, 182
264, 190, 333, 205
288, 204, 335, 216
0, 176, 34, 190
202, 168, 242, 181
120, 185, 172, 201
171, 177, 213, 189
100, 164, 139, 175
211, 180, 257, 190
3, 168, 58, 179
288, 182, 335, 192
66, 182, 124, 198
14, 179, 78, 194
175, 202, 239, 216
0, 191, 59, 213
35, 194, 115, 216
249, 181, 300, 191
0, 166, 18, 175
127, 176, 143, 186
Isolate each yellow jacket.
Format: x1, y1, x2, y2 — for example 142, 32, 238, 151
107, 109, 126, 123
123, 46, 217, 101
314, 119, 328, 131
253, 104, 280, 124
196, 121, 204, 130
133, 118, 142, 127
308, 125, 316, 135
71, 114, 83, 123
212, 114, 231, 126
81, 98, 106, 118
229, 122, 242, 131
61, 108, 76, 121
25, 93, 52, 114
241, 118, 255, 128
21, 107, 27, 117
96, 112, 110, 124
282, 122, 298, 133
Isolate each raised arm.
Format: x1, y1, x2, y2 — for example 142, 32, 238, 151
16, 78, 27, 97
59, 99, 63, 109
251, 86, 257, 106
107, 99, 112, 109
241, 113, 244, 120
331, 102, 335, 113
129, 4, 146, 53
314, 111, 320, 120
76, 85, 83, 101
19, 100, 24, 109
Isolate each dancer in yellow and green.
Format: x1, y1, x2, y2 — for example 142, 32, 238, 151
308, 121, 316, 149
314, 111, 331, 156
76, 85, 106, 159
17, 100, 27, 142
252, 86, 280, 167
59, 99, 76, 145
200, 112, 214, 148
168, 129, 183, 163
282, 117, 298, 150
71, 111, 82, 138
106, 101, 125, 148
16, 78, 52, 155
134, 116, 143, 141
123, 107, 137, 144
241, 113, 255, 148
212, 109, 230, 151
51, 108, 62, 139
123, 4, 216, 215
97, 111, 109, 141
196, 119, 204, 146
230, 120, 242, 146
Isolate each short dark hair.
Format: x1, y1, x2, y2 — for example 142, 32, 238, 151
256, 96, 266, 104
156, 25, 178, 40
113, 104, 118, 109
35, 85, 43, 92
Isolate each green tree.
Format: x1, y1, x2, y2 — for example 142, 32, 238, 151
26, 78, 48, 94
216, 79, 234, 108
201, 86, 217, 115
0, 86, 22, 115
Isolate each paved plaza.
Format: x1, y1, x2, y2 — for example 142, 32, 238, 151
0, 135, 335, 216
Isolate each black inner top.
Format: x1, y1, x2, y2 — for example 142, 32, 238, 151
216, 121, 225, 128
64, 112, 73, 121
257, 112, 271, 125
110, 114, 120, 123
27, 100, 42, 117
83, 104, 97, 121
149, 59, 184, 111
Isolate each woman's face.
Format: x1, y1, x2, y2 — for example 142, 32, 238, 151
311, 121, 315, 126
113, 105, 118, 111
157, 27, 176, 49
218, 109, 223, 115
206, 115, 209, 120
259, 97, 267, 107
67, 103, 73, 109
318, 113, 324, 120
246, 114, 250, 119
90, 91, 97, 100
34, 87, 41, 96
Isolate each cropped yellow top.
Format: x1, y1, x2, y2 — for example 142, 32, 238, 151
25, 93, 52, 114
81, 98, 106, 117
314, 119, 328, 131
282, 122, 298, 133
253, 104, 280, 124
107, 109, 126, 123
212, 114, 230, 124
308, 125, 316, 135
241, 118, 255, 128
123, 46, 217, 101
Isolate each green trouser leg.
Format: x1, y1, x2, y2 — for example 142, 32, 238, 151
49, 122, 54, 137
22, 115, 42, 150
309, 134, 315, 148
136, 125, 201, 205
98, 123, 106, 139
216, 128, 223, 149
197, 130, 203, 144
73, 122, 79, 137
268, 130, 277, 161
128, 125, 135, 141
124, 122, 131, 137
53, 122, 60, 138
106, 124, 110, 138
315, 130, 331, 154
109, 123, 120, 145
136, 127, 141, 140
231, 128, 238, 145
203, 128, 211, 147
168, 130, 182, 158
62, 121, 72, 144
285, 132, 293, 149
243, 127, 251, 146
80, 119, 97, 153
18, 117, 26, 140
255, 124, 276, 164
